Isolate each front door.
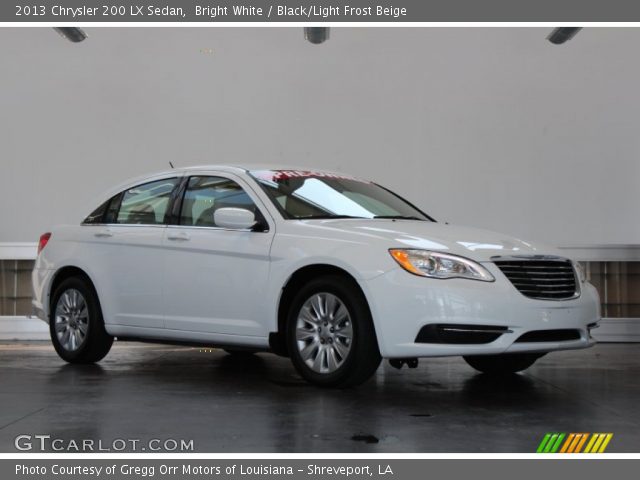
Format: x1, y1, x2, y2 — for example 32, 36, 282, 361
162, 174, 274, 338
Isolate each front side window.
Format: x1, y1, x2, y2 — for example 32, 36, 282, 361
179, 176, 260, 227
116, 178, 179, 225
249, 170, 432, 221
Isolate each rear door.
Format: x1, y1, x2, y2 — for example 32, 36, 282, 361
82, 176, 180, 329
162, 173, 275, 337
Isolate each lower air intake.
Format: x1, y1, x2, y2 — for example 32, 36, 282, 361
515, 329, 581, 343
415, 324, 509, 344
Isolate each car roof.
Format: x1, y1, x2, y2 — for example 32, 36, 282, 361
178, 164, 346, 175
93, 164, 354, 207
139, 164, 355, 182
139, 164, 345, 176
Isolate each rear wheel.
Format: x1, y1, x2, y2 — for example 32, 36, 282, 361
50, 277, 113, 363
463, 353, 543, 374
286, 275, 381, 388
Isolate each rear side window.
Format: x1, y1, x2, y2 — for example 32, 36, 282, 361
116, 178, 179, 225
83, 199, 110, 224
180, 176, 258, 227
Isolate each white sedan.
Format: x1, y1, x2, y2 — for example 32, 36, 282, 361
32, 166, 600, 387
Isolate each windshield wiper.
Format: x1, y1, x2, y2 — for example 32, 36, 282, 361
373, 215, 425, 221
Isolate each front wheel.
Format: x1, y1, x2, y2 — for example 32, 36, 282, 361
50, 276, 113, 364
463, 353, 543, 374
286, 275, 381, 388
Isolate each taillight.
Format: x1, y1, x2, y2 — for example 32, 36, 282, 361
37, 233, 51, 255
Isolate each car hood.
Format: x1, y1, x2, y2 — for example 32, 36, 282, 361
297, 219, 562, 262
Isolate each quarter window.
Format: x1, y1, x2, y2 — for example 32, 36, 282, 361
83, 199, 110, 224
180, 176, 259, 227
83, 193, 122, 225
116, 178, 179, 225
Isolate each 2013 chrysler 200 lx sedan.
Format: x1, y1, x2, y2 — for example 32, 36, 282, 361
32, 166, 601, 387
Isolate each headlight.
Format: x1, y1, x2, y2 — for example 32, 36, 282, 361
389, 249, 495, 282
574, 262, 587, 283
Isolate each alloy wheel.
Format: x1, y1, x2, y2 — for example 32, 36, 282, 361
54, 289, 89, 351
295, 292, 353, 374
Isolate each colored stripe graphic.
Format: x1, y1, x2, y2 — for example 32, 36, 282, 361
575, 433, 589, 453
592, 433, 606, 452
537, 433, 564, 453
536, 434, 552, 453
598, 434, 613, 453
568, 433, 582, 453
584, 434, 598, 453
544, 434, 558, 453
559, 433, 575, 453
550, 433, 565, 453
584, 433, 614, 453
538, 433, 613, 453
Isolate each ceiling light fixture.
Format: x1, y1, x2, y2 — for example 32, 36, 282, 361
304, 27, 330, 45
53, 27, 88, 43
547, 27, 582, 45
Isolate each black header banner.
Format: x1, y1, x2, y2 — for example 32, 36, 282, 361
4, 0, 640, 22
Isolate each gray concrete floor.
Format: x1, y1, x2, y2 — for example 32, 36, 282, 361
0, 342, 638, 453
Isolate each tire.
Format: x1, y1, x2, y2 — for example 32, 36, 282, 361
49, 276, 113, 364
286, 275, 381, 388
463, 353, 543, 374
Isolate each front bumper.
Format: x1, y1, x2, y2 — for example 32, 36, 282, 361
363, 262, 600, 358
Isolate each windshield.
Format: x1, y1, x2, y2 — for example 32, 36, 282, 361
249, 170, 433, 221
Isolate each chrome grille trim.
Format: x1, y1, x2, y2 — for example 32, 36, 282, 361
492, 255, 580, 301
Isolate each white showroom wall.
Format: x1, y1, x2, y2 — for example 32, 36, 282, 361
0, 27, 639, 256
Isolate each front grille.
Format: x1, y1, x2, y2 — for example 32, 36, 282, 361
494, 257, 578, 300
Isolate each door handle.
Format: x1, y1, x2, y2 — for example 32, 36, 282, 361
167, 231, 190, 241
94, 228, 113, 238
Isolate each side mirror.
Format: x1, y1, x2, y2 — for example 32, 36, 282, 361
214, 207, 257, 230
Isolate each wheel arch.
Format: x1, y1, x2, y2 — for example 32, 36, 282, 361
270, 263, 375, 357
48, 266, 100, 318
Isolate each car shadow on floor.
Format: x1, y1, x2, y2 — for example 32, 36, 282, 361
46, 347, 548, 410
3, 343, 630, 453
